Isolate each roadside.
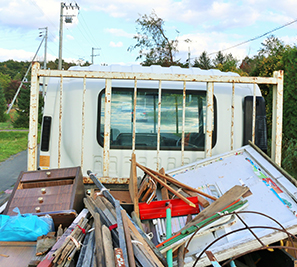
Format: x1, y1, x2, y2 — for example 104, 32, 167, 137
0, 150, 27, 207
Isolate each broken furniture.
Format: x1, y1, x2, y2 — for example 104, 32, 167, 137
4, 167, 85, 228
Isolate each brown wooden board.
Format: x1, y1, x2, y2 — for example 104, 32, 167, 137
129, 153, 139, 217
20, 167, 78, 183
0, 241, 36, 267
180, 185, 251, 232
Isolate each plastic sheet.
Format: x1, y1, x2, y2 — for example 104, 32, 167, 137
0, 207, 54, 241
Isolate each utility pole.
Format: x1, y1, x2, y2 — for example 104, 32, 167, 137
91, 47, 100, 64
58, 2, 79, 70
58, 2, 64, 70
188, 47, 191, 68
39, 27, 48, 96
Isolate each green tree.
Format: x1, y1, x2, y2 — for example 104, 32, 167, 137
280, 45, 297, 140
4, 80, 23, 104
13, 83, 44, 128
0, 84, 7, 122
193, 51, 213, 69
128, 10, 180, 66
0, 73, 11, 90
212, 51, 225, 67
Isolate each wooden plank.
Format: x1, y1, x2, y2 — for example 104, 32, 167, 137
115, 200, 129, 267
135, 162, 196, 208
159, 168, 169, 200
126, 216, 165, 267
183, 189, 210, 208
37, 208, 88, 267
180, 185, 251, 232
121, 210, 136, 267
87, 171, 166, 265
94, 213, 104, 267
129, 153, 139, 217
0, 242, 36, 267
102, 225, 116, 267
138, 163, 217, 201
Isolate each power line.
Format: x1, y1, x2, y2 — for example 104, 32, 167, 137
209, 17, 297, 55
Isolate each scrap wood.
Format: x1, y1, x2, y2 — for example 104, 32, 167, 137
37, 208, 89, 267
53, 217, 89, 265
126, 215, 166, 267
156, 186, 251, 252
87, 170, 167, 265
135, 162, 196, 208
183, 189, 210, 208
129, 152, 139, 217
102, 225, 116, 267
121, 209, 136, 267
115, 200, 129, 266
159, 168, 169, 200
138, 163, 217, 201
94, 213, 104, 267
170, 184, 210, 208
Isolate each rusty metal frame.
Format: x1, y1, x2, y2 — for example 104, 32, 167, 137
190, 210, 297, 267
28, 62, 284, 173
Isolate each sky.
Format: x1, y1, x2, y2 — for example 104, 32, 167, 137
0, 0, 296, 66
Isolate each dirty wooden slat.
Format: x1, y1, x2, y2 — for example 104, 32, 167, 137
129, 153, 139, 217
87, 170, 166, 265
139, 164, 217, 201
127, 217, 165, 267
94, 213, 104, 267
115, 200, 129, 267
37, 208, 88, 267
121, 210, 136, 267
159, 168, 169, 200
102, 225, 116, 267
135, 162, 196, 207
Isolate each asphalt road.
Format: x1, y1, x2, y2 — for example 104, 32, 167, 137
0, 150, 27, 192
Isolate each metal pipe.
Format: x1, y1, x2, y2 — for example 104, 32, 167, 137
252, 84, 256, 144
81, 76, 86, 168
132, 78, 137, 152
28, 62, 40, 171
181, 81, 186, 165
271, 70, 284, 166
58, 74, 63, 168
157, 80, 162, 171
231, 83, 235, 150
205, 82, 214, 158
103, 79, 112, 177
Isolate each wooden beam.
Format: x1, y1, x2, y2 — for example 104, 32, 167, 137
135, 162, 196, 208
159, 168, 169, 200
139, 163, 217, 201
129, 153, 139, 217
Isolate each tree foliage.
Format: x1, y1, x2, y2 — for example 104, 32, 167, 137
128, 10, 180, 66
0, 84, 7, 122
12, 83, 43, 128
193, 51, 213, 69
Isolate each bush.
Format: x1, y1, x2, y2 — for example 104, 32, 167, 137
282, 138, 297, 178
0, 84, 7, 122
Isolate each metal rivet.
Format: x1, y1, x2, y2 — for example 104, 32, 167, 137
35, 207, 41, 213
46, 171, 51, 177
38, 197, 43, 203
41, 188, 46, 194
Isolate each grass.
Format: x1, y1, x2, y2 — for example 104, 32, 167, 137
0, 109, 41, 162
0, 131, 29, 162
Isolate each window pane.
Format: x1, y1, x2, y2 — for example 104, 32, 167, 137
98, 88, 212, 150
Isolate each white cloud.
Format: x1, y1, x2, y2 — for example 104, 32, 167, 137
105, 28, 134, 38
109, 41, 123, 47
66, 35, 75, 40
